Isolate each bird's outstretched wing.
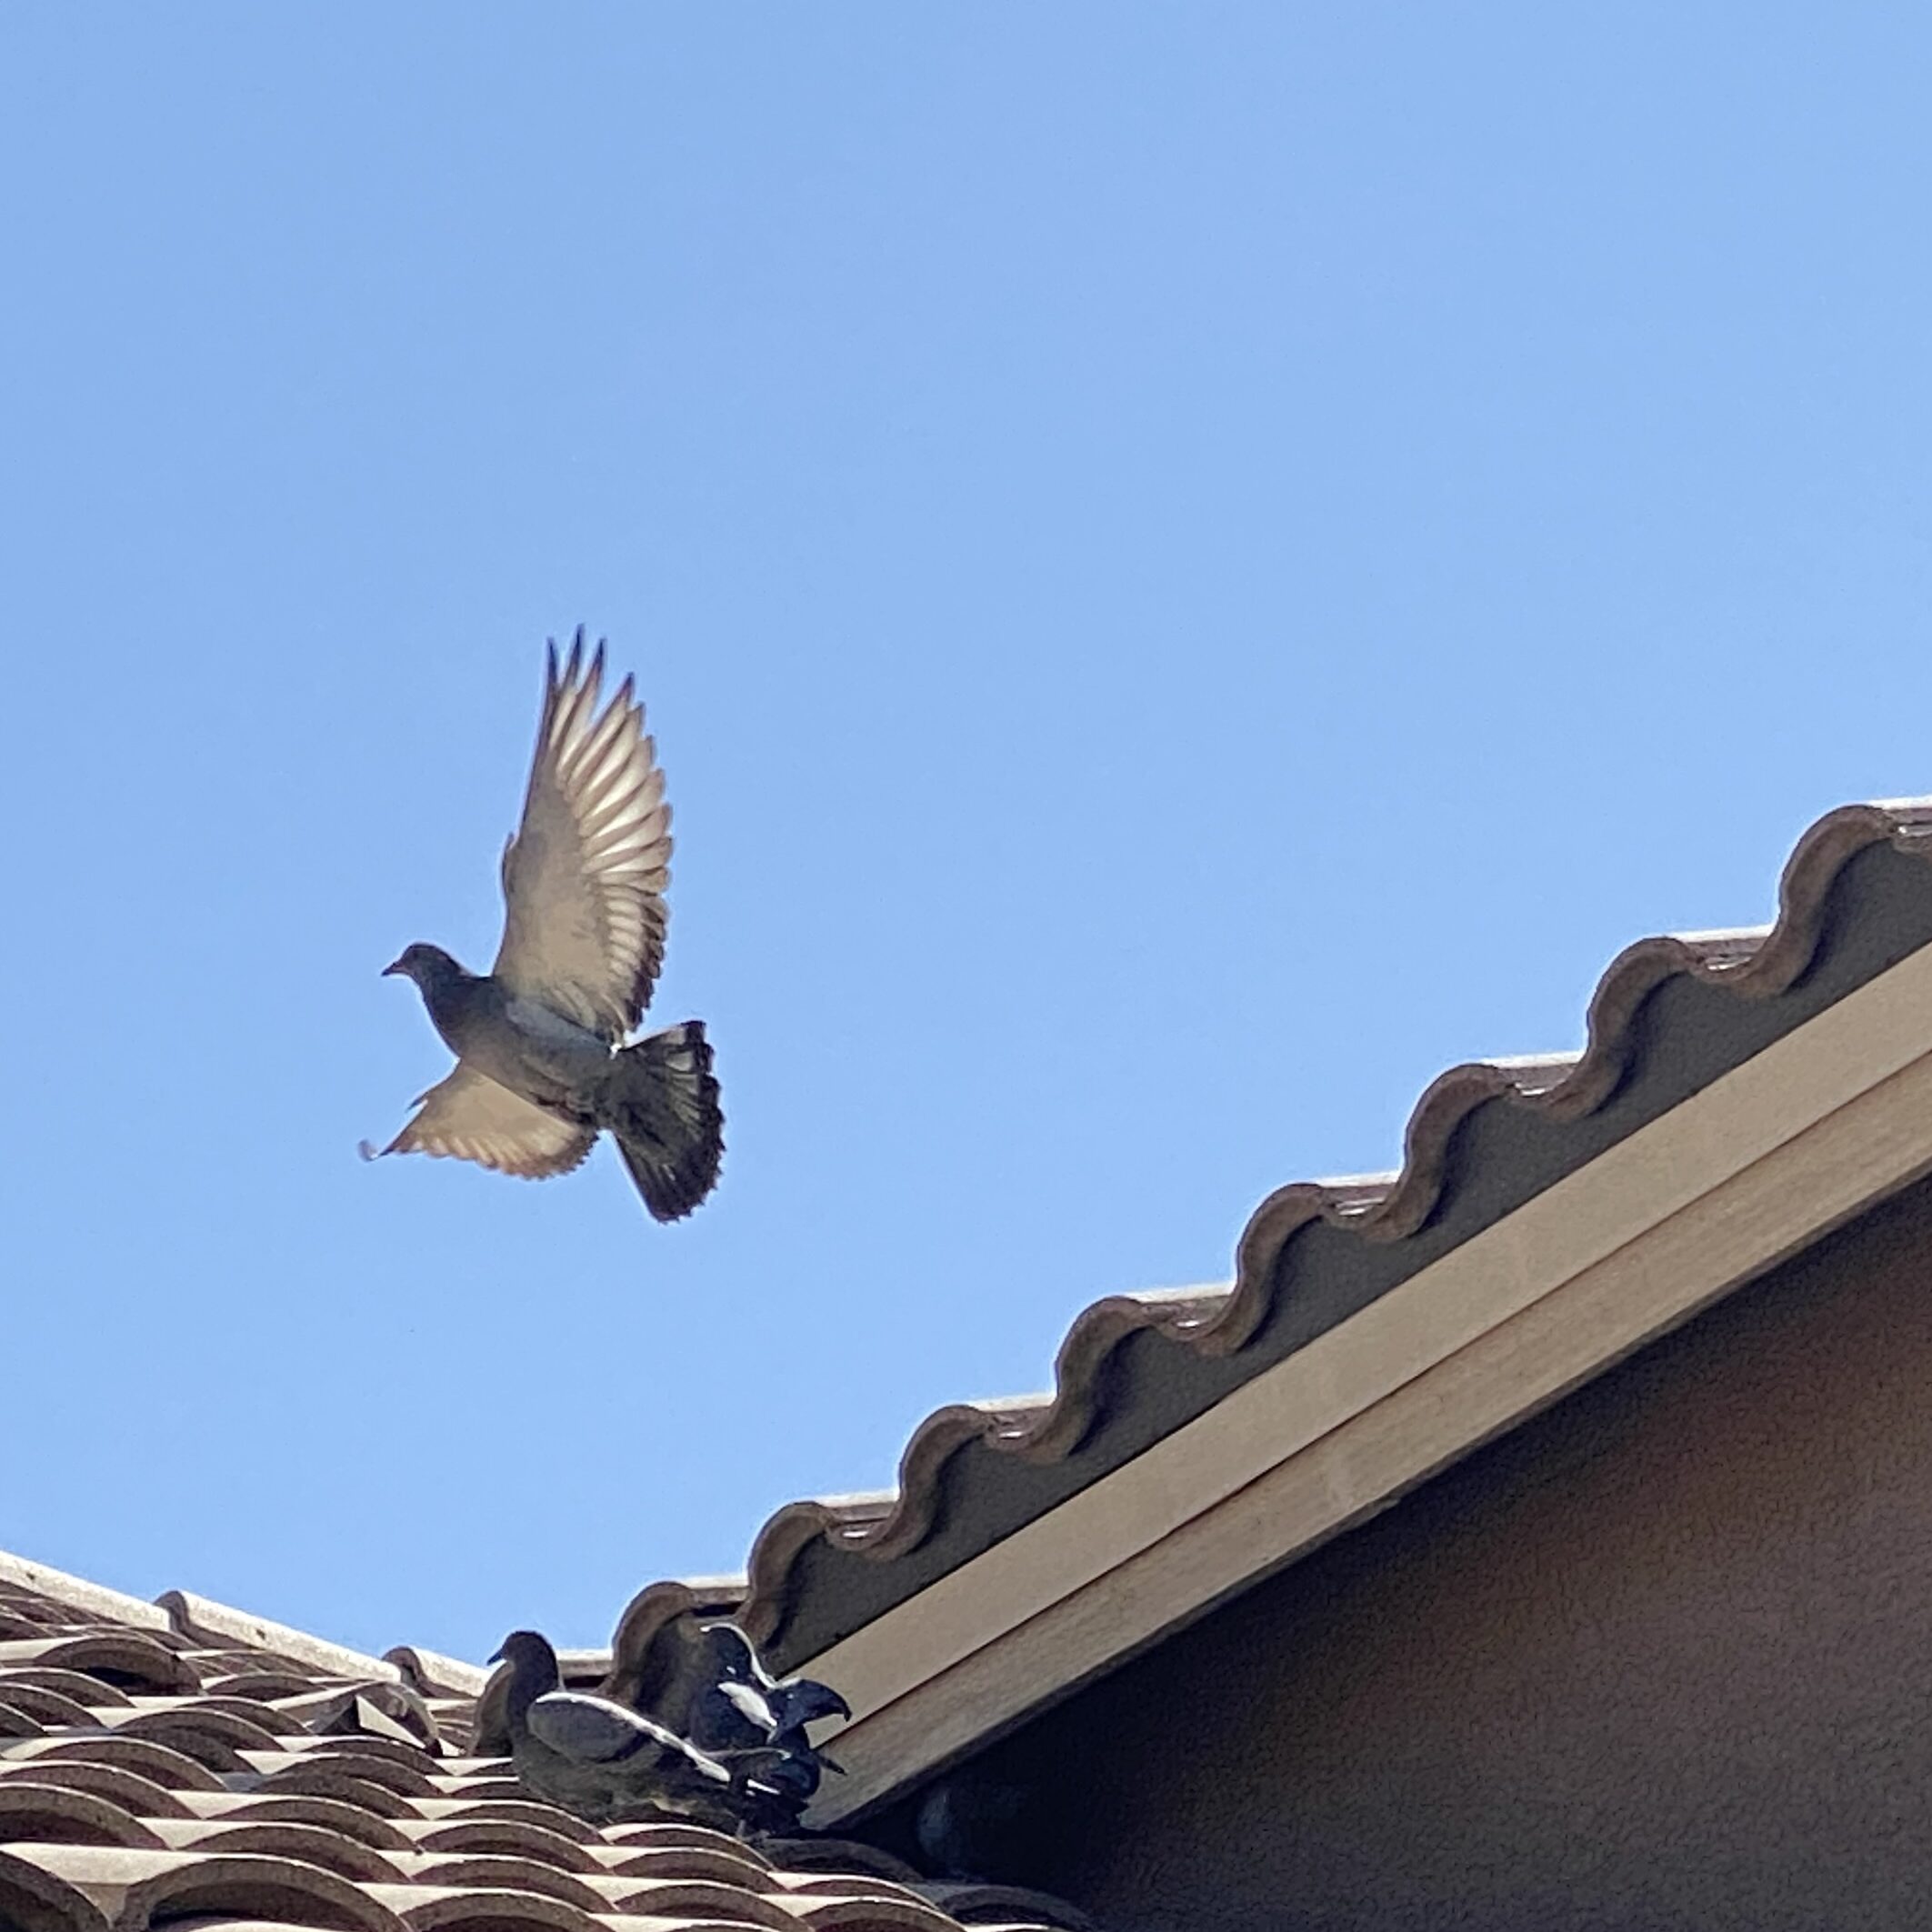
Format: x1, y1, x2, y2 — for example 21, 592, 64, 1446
494, 631, 672, 1040
379, 1065, 594, 1178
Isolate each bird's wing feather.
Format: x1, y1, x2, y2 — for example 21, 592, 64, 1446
380, 1065, 593, 1178
528, 1690, 710, 1769
494, 632, 672, 1039
716, 1679, 780, 1734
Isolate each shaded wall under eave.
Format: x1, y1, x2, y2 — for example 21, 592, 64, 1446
887, 1166, 1932, 1932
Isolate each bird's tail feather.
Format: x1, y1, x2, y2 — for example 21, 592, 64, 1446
596, 1021, 723, 1222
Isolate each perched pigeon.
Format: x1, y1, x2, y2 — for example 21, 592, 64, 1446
492, 1629, 818, 1835
686, 1622, 852, 1755
723, 1744, 833, 1836
371, 631, 723, 1220
674, 1621, 850, 1829
490, 1629, 734, 1822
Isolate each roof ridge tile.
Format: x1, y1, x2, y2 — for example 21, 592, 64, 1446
0, 1555, 173, 1634
157, 1593, 405, 1686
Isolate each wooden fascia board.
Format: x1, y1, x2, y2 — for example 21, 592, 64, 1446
803, 935, 1932, 1824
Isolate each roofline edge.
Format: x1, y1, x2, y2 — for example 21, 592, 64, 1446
803, 925, 1932, 1821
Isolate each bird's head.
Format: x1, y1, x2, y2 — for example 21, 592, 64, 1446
779, 1678, 853, 1727
699, 1621, 762, 1682
489, 1629, 561, 1680
382, 941, 459, 986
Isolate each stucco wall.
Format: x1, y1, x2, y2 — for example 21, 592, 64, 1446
898, 1169, 1932, 1930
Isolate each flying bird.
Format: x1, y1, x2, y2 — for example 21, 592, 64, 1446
370, 631, 723, 1220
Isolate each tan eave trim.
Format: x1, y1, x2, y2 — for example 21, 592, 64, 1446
804, 935, 1932, 1824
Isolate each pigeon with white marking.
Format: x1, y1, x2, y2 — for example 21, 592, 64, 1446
677, 1622, 850, 1829
371, 630, 723, 1220
491, 1629, 816, 1833
686, 1622, 852, 1755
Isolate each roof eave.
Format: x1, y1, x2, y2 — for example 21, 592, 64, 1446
802, 916, 1932, 1822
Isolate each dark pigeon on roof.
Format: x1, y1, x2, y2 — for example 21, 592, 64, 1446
369, 629, 723, 1221
686, 1621, 852, 1753
491, 1628, 737, 1823
679, 1621, 851, 1833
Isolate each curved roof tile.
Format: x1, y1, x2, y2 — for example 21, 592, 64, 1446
394, 1822, 605, 1871
144, 1818, 410, 1884
0, 1637, 198, 1698
3, 1843, 408, 1932
0, 1783, 167, 1850
0, 1843, 114, 1932
6, 1735, 227, 1793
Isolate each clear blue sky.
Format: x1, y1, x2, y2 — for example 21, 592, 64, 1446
5, 5, 1930, 1663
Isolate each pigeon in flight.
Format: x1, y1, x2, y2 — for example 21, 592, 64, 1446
371, 631, 723, 1220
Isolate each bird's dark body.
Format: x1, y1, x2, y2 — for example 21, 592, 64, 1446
402, 945, 604, 1126
678, 1621, 852, 1818
386, 938, 722, 1218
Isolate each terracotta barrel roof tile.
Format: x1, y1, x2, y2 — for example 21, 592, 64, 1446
0, 1560, 1096, 1932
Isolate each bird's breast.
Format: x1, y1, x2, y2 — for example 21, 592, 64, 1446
459, 991, 609, 1105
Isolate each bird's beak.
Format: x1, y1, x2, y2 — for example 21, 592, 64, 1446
487, 1644, 506, 1664
382, 956, 406, 978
